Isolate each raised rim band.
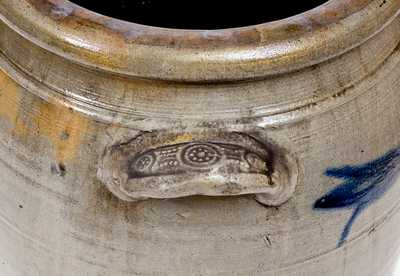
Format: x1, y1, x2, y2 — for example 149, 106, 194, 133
0, 0, 399, 82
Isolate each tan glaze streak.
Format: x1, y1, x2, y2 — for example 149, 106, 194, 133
0, 69, 89, 163
61, 9, 129, 69
33, 99, 90, 163
0, 70, 25, 134
168, 133, 194, 145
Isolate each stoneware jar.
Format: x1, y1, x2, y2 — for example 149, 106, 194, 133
0, 0, 400, 275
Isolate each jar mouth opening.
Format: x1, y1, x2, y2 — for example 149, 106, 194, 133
69, 0, 329, 30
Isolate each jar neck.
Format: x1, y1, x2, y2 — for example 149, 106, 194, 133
0, 0, 399, 128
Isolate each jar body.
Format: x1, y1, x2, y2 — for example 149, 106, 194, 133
1, 1, 400, 275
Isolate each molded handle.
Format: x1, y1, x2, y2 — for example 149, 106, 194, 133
98, 132, 298, 206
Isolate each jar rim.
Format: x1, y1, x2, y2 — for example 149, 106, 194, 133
1, 0, 399, 82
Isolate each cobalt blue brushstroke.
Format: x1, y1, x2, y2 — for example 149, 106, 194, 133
314, 148, 400, 247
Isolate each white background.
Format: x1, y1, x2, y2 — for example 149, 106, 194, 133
395, 258, 400, 275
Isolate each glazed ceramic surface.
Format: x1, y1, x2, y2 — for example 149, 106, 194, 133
0, 0, 400, 275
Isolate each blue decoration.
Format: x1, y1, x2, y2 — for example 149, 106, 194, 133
314, 148, 400, 247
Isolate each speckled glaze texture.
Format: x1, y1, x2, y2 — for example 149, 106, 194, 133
0, 0, 400, 275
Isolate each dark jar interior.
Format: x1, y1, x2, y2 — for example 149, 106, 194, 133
70, 0, 329, 30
